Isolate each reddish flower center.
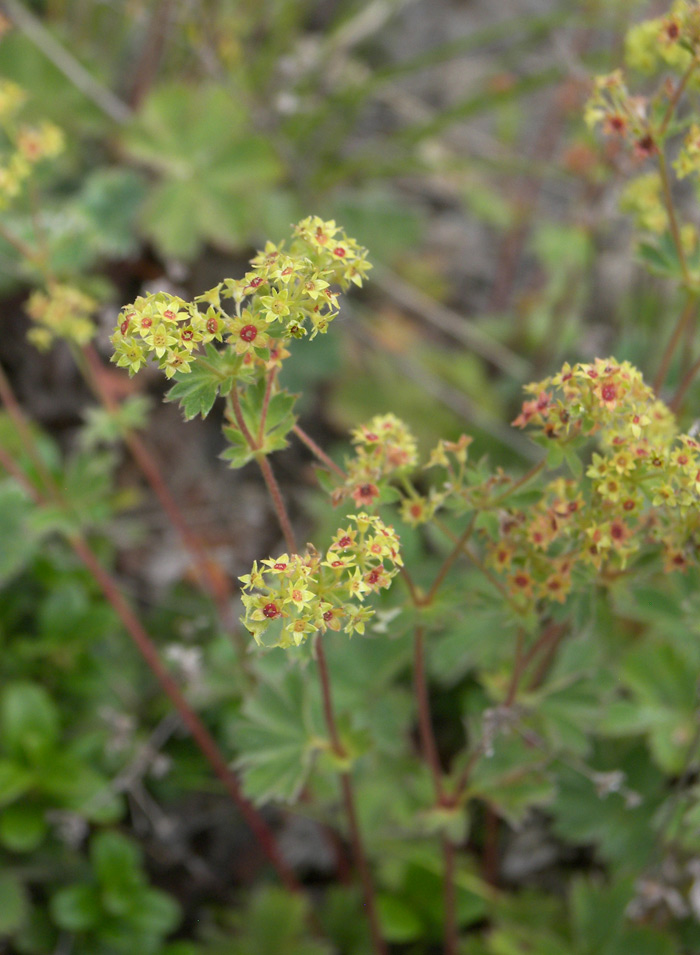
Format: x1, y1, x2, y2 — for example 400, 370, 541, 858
601, 383, 617, 402
262, 602, 280, 619
163, 309, 176, 320
333, 246, 346, 257
120, 319, 130, 334
249, 276, 264, 288
181, 329, 194, 341
623, 499, 635, 511
323, 610, 333, 621
240, 324, 258, 342
140, 317, 152, 329
207, 318, 218, 334
337, 536, 352, 548
274, 562, 287, 570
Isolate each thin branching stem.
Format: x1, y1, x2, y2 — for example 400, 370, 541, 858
293, 423, 347, 478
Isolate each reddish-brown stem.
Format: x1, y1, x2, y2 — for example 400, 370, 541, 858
0, 222, 40, 262
293, 423, 347, 479
257, 454, 298, 556
421, 515, 476, 606
489, 459, 546, 507
315, 635, 387, 955
658, 151, 690, 285
230, 386, 259, 450
0, 442, 299, 894
482, 805, 500, 886
69, 534, 300, 893
443, 838, 459, 955
0, 363, 57, 495
399, 564, 422, 606
257, 367, 278, 445
504, 629, 526, 707
669, 351, 700, 412
413, 626, 444, 800
234, 394, 382, 950
230, 386, 298, 555
653, 295, 698, 395
80, 345, 232, 612
659, 55, 699, 138
339, 773, 388, 955
315, 633, 344, 756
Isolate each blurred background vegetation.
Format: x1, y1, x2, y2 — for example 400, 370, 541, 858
2, 1, 700, 953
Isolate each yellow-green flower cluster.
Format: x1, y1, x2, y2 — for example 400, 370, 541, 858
112, 217, 371, 378
239, 513, 402, 649
484, 358, 700, 608
584, 71, 650, 145
335, 414, 418, 509
513, 357, 665, 444
674, 123, 700, 180
111, 291, 224, 378
619, 174, 668, 234
0, 80, 64, 209
624, 1, 700, 76
25, 283, 97, 351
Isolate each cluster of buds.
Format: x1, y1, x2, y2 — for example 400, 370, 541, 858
239, 514, 402, 649
487, 358, 700, 607
111, 217, 371, 379
333, 414, 418, 509
26, 283, 97, 351
0, 80, 64, 208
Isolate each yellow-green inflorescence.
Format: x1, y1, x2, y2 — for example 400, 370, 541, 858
0, 79, 64, 208
239, 513, 402, 649
498, 358, 700, 604
111, 216, 372, 378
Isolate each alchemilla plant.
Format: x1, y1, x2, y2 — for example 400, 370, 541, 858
6, 2, 700, 954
